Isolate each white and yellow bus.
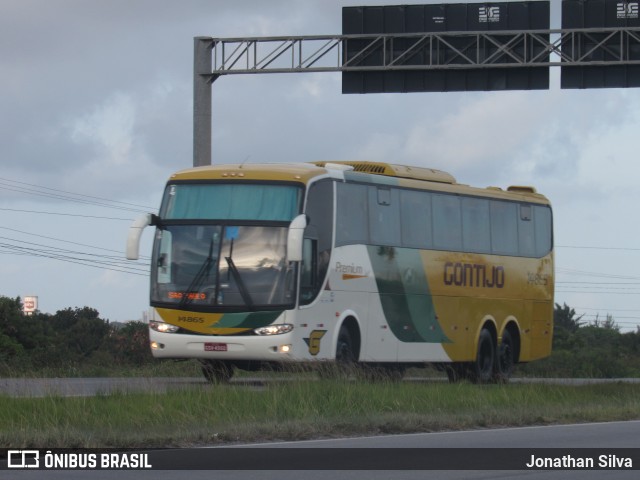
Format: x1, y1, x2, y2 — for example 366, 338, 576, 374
127, 161, 553, 383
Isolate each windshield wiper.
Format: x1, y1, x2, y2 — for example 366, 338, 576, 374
180, 239, 216, 309
225, 256, 255, 311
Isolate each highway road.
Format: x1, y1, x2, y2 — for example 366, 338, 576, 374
2, 420, 639, 479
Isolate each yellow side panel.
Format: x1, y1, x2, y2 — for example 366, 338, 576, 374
421, 250, 553, 362
529, 301, 554, 360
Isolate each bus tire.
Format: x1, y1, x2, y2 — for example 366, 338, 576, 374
495, 330, 515, 382
335, 326, 356, 373
470, 328, 495, 384
200, 360, 234, 384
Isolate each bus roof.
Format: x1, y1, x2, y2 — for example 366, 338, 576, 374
311, 161, 456, 184
167, 161, 549, 204
167, 162, 325, 184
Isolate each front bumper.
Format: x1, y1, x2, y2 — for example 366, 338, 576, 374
149, 329, 296, 361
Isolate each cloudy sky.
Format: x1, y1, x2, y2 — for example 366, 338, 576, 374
1, 0, 640, 331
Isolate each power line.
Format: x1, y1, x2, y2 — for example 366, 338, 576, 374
559, 282, 640, 285
0, 207, 134, 221
0, 226, 150, 260
557, 290, 640, 295
580, 314, 640, 320
0, 182, 149, 213
0, 236, 149, 269
557, 245, 640, 252
0, 176, 155, 212
576, 307, 640, 312
557, 286, 640, 291
0, 239, 150, 276
0, 176, 155, 276
556, 267, 640, 281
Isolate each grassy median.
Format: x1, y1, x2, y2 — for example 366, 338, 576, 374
1, 378, 639, 448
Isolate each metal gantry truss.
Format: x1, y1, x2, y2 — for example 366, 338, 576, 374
193, 27, 640, 166
200, 27, 640, 79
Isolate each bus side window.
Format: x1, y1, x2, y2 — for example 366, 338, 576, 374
156, 230, 172, 284
462, 197, 490, 253
490, 200, 518, 256
534, 205, 552, 256
400, 189, 432, 249
368, 186, 400, 247
301, 180, 334, 305
300, 237, 318, 303
518, 204, 535, 256
433, 194, 462, 251
336, 182, 368, 245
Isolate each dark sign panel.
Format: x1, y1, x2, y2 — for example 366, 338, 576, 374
342, 2, 550, 93
562, 0, 640, 88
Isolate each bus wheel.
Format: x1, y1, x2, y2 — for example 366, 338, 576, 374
470, 328, 495, 384
200, 360, 234, 384
335, 326, 356, 374
495, 330, 515, 382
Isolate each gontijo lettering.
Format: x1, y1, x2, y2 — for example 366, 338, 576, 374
443, 262, 505, 288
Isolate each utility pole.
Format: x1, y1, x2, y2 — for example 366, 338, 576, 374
193, 37, 214, 167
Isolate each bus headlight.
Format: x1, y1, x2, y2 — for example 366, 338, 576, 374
150, 320, 180, 333
254, 324, 293, 336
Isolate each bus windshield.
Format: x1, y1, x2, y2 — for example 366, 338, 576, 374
150, 182, 302, 311
160, 183, 301, 221
151, 224, 295, 310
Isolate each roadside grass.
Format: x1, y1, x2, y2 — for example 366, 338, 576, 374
1, 378, 639, 448
0, 359, 202, 379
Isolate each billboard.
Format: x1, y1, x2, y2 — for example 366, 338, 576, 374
562, 0, 640, 88
342, 1, 550, 93
23, 295, 38, 315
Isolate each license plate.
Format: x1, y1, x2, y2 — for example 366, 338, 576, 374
204, 343, 227, 352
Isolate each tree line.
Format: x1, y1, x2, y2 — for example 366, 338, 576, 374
0, 296, 152, 375
0, 295, 639, 377
520, 303, 640, 378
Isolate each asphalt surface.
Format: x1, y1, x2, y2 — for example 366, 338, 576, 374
2, 421, 639, 480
